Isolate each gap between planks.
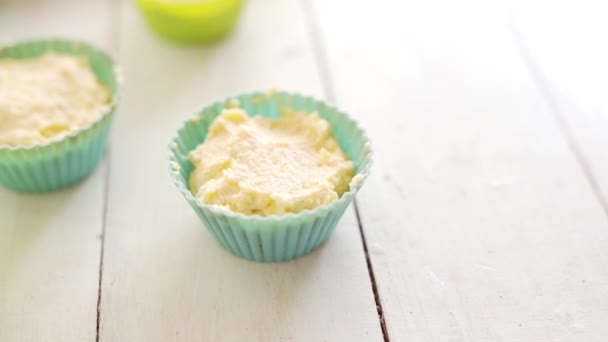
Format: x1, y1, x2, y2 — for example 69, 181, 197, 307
96, 153, 110, 342
299, 0, 390, 341
508, 18, 608, 219
96, 1, 122, 341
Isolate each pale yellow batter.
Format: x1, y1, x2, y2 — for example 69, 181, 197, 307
0, 52, 111, 146
188, 108, 359, 216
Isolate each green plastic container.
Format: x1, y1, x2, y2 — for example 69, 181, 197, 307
169, 92, 373, 262
0, 39, 121, 192
136, 0, 244, 43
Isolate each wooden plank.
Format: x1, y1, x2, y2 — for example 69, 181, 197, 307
311, 0, 608, 340
0, 1, 113, 341
98, 0, 383, 341
509, 0, 608, 211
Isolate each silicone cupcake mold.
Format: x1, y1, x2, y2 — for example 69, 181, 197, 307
136, 0, 244, 43
0, 39, 121, 192
169, 92, 372, 262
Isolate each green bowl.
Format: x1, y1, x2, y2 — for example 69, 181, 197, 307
169, 92, 373, 262
0, 39, 121, 192
135, 0, 244, 43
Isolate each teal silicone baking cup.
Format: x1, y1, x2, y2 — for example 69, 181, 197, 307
0, 39, 121, 192
169, 92, 372, 262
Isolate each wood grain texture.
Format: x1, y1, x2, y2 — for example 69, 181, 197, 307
0, 1, 113, 340
509, 0, 608, 211
98, 0, 382, 341
311, 0, 608, 340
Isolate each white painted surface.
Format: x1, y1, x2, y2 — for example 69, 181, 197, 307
509, 0, 608, 207
312, 0, 608, 340
98, 0, 382, 341
0, 1, 112, 341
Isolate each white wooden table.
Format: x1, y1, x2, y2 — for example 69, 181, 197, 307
2, 0, 607, 341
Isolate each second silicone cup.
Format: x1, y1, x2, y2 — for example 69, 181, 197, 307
0, 40, 120, 192
169, 92, 372, 262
